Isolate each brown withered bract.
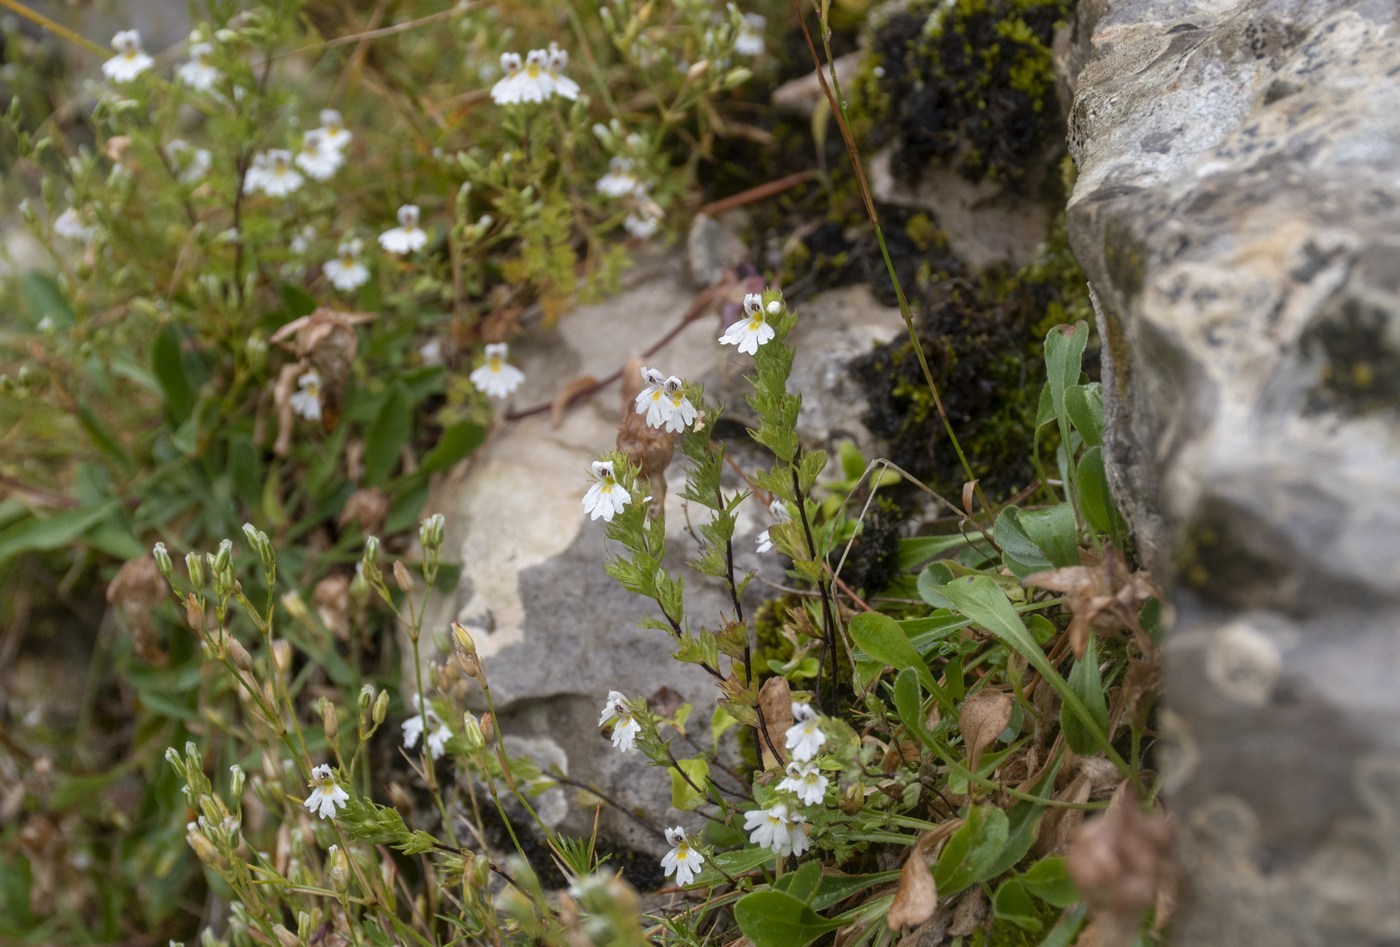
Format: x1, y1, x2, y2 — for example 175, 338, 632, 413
615, 356, 676, 506
1067, 784, 1174, 947
107, 555, 168, 664
1022, 545, 1159, 659
269, 307, 375, 445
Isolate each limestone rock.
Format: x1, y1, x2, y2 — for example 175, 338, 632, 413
1066, 1, 1400, 943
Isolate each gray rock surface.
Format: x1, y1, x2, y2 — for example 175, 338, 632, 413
418, 252, 900, 856
1066, 1, 1400, 943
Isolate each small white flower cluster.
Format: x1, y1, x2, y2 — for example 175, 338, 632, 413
166, 140, 212, 184
101, 30, 154, 84
490, 43, 580, 106
378, 204, 428, 255
246, 111, 353, 198
53, 207, 97, 244
755, 498, 790, 554
178, 39, 221, 91
634, 366, 698, 433
744, 702, 830, 858
598, 690, 641, 752
734, 12, 767, 57
324, 238, 370, 292
470, 342, 525, 399
592, 131, 665, 240
402, 695, 454, 760
582, 460, 630, 523
720, 292, 780, 355
303, 763, 349, 820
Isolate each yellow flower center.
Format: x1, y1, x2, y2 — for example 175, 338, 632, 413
748, 318, 762, 331
340, 254, 354, 267
527, 62, 541, 78
488, 355, 502, 372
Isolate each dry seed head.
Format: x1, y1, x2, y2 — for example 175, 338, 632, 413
392, 560, 413, 593
185, 592, 207, 632
479, 711, 496, 745
227, 635, 255, 674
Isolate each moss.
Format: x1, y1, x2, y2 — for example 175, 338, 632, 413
860, 0, 1073, 190
833, 494, 906, 594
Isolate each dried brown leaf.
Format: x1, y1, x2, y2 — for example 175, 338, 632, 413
1022, 546, 1158, 659
107, 556, 167, 664
887, 848, 938, 930
550, 374, 599, 428
958, 690, 1012, 774
1067, 785, 1173, 947
756, 676, 793, 769
1034, 769, 1092, 856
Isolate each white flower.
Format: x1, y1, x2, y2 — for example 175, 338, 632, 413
597, 157, 640, 198
295, 129, 344, 181
633, 366, 670, 428
778, 760, 829, 806
469, 342, 525, 399
598, 690, 641, 752
165, 140, 212, 184
290, 225, 317, 256
785, 702, 827, 762
402, 696, 454, 760
418, 338, 444, 365
324, 239, 370, 292
623, 187, 664, 239
720, 292, 776, 354
492, 49, 554, 105
582, 460, 630, 523
53, 207, 96, 243
379, 204, 428, 254
315, 109, 352, 152
735, 13, 766, 57
756, 499, 789, 554
661, 376, 697, 433
303, 764, 349, 820
178, 42, 221, 91
245, 150, 304, 198
661, 826, 705, 886
546, 42, 580, 100
290, 371, 323, 421
743, 803, 809, 857
102, 30, 154, 83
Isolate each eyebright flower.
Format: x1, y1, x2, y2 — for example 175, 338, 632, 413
720, 293, 777, 354
744, 802, 810, 857
53, 207, 97, 243
778, 759, 829, 806
166, 139, 212, 184
661, 376, 697, 433
324, 239, 370, 292
402, 696, 453, 760
597, 157, 640, 198
492, 50, 552, 105
785, 702, 827, 762
295, 129, 344, 181
582, 460, 630, 523
633, 366, 670, 427
469, 342, 525, 399
379, 204, 428, 255
661, 826, 705, 887
314, 109, 352, 152
598, 690, 641, 752
290, 371, 323, 421
178, 42, 221, 91
546, 42, 580, 100
734, 13, 767, 57
244, 150, 304, 198
102, 30, 154, 83
303, 764, 350, 820
290, 224, 317, 257
623, 186, 664, 239
756, 499, 789, 554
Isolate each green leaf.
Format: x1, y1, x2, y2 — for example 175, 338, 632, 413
0, 500, 120, 564
848, 612, 937, 694
1020, 856, 1078, 907
1064, 384, 1103, 447
419, 421, 486, 476
363, 384, 410, 485
994, 507, 1054, 578
899, 533, 975, 569
734, 890, 841, 947
934, 804, 1009, 896
669, 758, 710, 811
1076, 447, 1122, 535
1044, 322, 1088, 426
153, 324, 195, 425
993, 877, 1043, 931
1061, 633, 1108, 755
693, 846, 782, 885
1016, 503, 1079, 568
21, 271, 76, 330
916, 561, 957, 607
77, 404, 131, 473
774, 860, 823, 903
938, 575, 1123, 772
279, 283, 318, 318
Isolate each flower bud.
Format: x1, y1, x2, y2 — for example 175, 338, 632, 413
152, 542, 174, 580
372, 690, 390, 726
227, 635, 255, 674
327, 844, 350, 894
685, 59, 710, 82
241, 523, 274, 569
229, 764, 245, 798
451, 621, 477, 656
392, 560, 413, 593
461, 712, 485, 751
419, 513, 445, 555
358, 683, 374, 713
272, 923, 300, 947
270, 639, 292, 675
320, 698, 338, 742
479, 711, 496, 746
185, 592, 207, 632
212, 537, 233, 577
361, 536, 382, 584
188, 830, 225, 870
350, 565, 370, 604
185, 551, 205, 589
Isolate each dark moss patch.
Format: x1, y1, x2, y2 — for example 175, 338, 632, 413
833, 494, 907, 594
858, 0, 1073, 190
